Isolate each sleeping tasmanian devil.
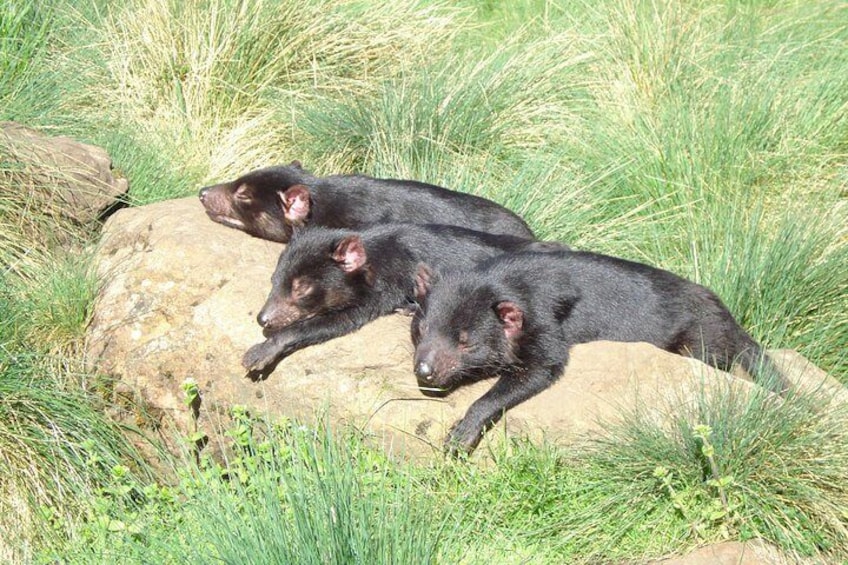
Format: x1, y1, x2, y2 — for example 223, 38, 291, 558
241, 224, 564, 378
198, 161, 534, 242
412, 250, 792, 456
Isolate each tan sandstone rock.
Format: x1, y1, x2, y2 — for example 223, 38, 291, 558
1, 122, 128, 226
648, 540, 798, 565
85, 197, 845, 459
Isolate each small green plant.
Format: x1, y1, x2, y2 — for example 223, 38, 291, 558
180, 377, 206, 466
180, 377, 200, 420
692, 424, 735, 524
652, 424, 740, 540
653, 465, 686, 517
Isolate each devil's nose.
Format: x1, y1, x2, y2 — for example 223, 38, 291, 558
256, 311, 270, 327
415, 361, 433, 380
198, 186, 209, 200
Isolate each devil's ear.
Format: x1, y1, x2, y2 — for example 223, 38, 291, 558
288, 159, 303, 170
280, 184, 311, 223
495, 301, 524, 340
414, 263, 437, 301
332, 235, 367, 273
234, 183, 253, 200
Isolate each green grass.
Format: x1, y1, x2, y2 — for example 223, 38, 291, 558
3, 251, 99, 356
0, 350, 151, 563
685, 203, 847, 375
0, 0, 49, 83
0, 0, 57, 119
585, 384, 848, 559
408, 381, 848, 563
295, 30, 590, 174
0, 0, 846, 562
182, 425, 451, 564
48, 0, 470, 203
53, 418, 458, 564
44, 382, 848, 564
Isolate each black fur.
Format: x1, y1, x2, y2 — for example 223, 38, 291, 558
242, 224, 564, 378
199, 162, 534, 242
412, 250, 791, 456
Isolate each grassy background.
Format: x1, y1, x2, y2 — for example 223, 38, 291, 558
1, 0, 846, 562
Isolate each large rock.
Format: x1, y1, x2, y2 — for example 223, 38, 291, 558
85, 197, 845, 458
0, 122, 128, 226
648, 540, 797, 565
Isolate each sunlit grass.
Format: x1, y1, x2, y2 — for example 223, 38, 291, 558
418, 381, 848, 563
582, 382, 848, 559
3, 252, 98, 357
55, 419, 458, 564
0, 0, 846, 562
61, 0, 466, 201
0, 0, 54, 111
0, 351, 150, 563
295, 30, 590, 174
58, 381, 848, 563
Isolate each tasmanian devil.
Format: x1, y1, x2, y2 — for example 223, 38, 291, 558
412, 250, 792, 456
198, 162, 534, 242
241, 224, 564, 377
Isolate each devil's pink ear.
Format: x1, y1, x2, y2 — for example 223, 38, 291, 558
332, 235, 367, 273
281, 184, 311, 222
495, 301, 524, 340
414, 263, 435, 301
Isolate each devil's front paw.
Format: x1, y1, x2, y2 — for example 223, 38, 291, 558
242, 340, 280, 373
444, 418, 484, 458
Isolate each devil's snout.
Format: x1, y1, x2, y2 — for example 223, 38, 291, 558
256, 308, 271, 328
415, 361, 433, 380
414, 344, 437, 382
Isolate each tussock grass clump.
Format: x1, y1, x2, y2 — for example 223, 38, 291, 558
0, 352, 149, 564
68, 0, 466, 198
2, 252, 98, 357
421, 437, 691, 563
0, 0, 54, 107
683, 203, 848, 378
185, 425, 451, 564
295, 30, 591, 178
424, 384, 848, 563
586, 385, 848, 560
58, 416, 456, 564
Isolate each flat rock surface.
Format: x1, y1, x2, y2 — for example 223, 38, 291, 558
85, 197, 845, 459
